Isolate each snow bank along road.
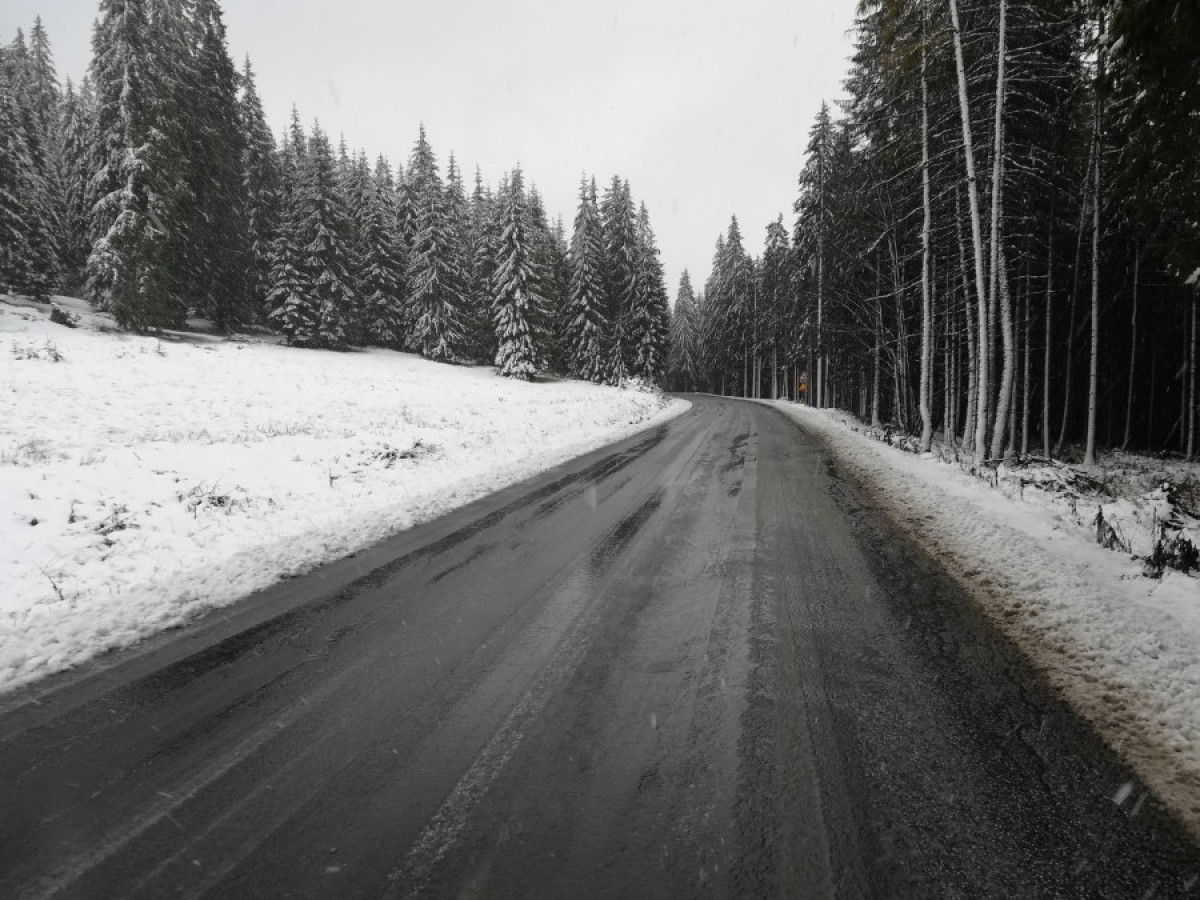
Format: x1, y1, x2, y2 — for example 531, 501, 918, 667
1, 395, 1197, 897
0, 298, 682, 692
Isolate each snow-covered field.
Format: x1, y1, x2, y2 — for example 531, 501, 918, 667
0, 297, 688, 694
774, 401, 1200, 837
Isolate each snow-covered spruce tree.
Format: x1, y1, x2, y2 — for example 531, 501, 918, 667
547, 215, 573, 367
600, 176, 638, 383
401, 123, 436, 252
758, 217, 792, 400
704, 216, 753, 396
357, 154, 407, 348
525, 186, 563, 369
291, 125, 356, 349
15, 19, 64, 300
336, 150, 373, 342
445, 153, 485, 358
628, 202, 671, 381
85, 0, 187, 330
492, 167, 545, 380
793, 102, 835, 408
144, 0, 203, 316
2, 27, 61, 302
564, 176, 608, 382
464, 167, 499, 363
668, 270, 700, 391
239, 57, 280, 321
0, 64, 33, 296
406, 129, 467, 361
184, 0, 249, 330
56, 77, 95, 294
266, 114, 314, 343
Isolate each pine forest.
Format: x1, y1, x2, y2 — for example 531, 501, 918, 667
668, 0, 1199, 464
0, 0, 670, 385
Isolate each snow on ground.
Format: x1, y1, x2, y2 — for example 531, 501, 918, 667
773, 401, 1200, 836
0, 297, 688, 694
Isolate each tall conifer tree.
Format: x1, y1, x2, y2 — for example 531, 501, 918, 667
492, 167, 543, 379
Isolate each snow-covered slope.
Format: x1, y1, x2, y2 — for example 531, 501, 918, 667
0, 298, 688, 693
773, 400, 1200, 838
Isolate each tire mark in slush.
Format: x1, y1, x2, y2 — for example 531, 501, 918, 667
389, 489, 667, 897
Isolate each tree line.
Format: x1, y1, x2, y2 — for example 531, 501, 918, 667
0, 0, 670, 383
671, 0, 1199, 462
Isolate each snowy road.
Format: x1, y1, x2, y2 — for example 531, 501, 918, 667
1, 396, 1197, 897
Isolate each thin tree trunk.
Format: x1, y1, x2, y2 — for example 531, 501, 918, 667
872, 304, 882, 427
1122, 250, 1139, 449
919, 0, 935, 452
949, 0, 991, 464
1043, 215, 1054, 458
944, 299, 952, 444
1083, 15, 1104, 469
889, 233, 911, 432
1189, 286, 1197, 460
989, 0, 1014, 460
955, 185, 978, 450
1021, 268, 1032, 456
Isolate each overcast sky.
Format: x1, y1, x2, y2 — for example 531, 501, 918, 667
4, 0, 856, 296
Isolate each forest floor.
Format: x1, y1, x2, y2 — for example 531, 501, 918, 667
0, 295, 688, 694
774, 400, 1200, 837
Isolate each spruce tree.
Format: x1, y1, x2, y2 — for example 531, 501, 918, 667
0, 65, 32, 295
601, 176, 639, 382
629, 202, 671, 381
406, 128, 467, 361
85, 0, 186, 330
7, 24, 61, 300
547, 215, 573, 371
668, 270, 700, 391
266, 109, 310, 340
357, 154, 407, 347
56, 78, 93, 293
565, 176, 608, 382
492, 167, 544, 379
239, 57, 279, 322
293, 125, 356, 348
464, 168, 498, 362
525, 186, 561, 368
186, 0, 248, 329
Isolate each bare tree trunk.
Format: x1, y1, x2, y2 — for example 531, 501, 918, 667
943, 304, 952, 443
1021, 269, 1032, 456
889, 233, 911, 432
1043, 216, 1054, 458
950, 301, 960, 445
1122, 251, 1139, 449
1083, 15, 1104, 469
949, 0, 991, 464
919, 0, 935, 452
955, 185, 978, 450
893, 350, 904, 429
1189, 286, 1197, 460
872, 303, 882, 427
988, 0, 1014, 460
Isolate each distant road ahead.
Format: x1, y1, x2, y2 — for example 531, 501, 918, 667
1, 395, 1196, 897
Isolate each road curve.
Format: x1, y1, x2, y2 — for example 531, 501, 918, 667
1, 395, 1197, 898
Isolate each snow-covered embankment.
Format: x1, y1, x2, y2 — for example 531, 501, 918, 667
0, 299, 688, 693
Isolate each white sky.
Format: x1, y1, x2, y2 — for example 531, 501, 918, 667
4, 0, 856, 295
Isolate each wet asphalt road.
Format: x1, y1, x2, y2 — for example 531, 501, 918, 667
1, 394, 1199, 898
